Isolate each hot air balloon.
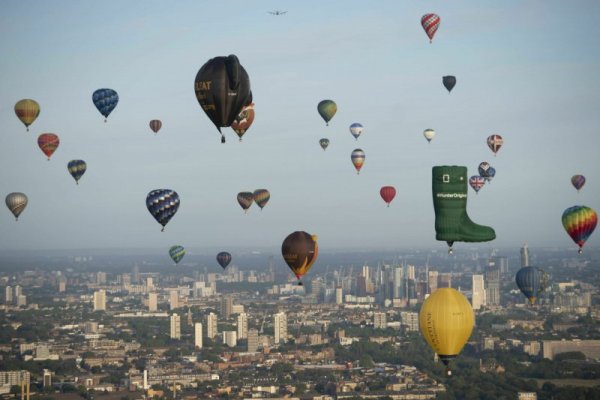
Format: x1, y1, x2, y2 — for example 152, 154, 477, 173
281, 231, 318, 285
146, 189, 180, 232
169, 245, 186, 264
317, 100, 337, 126
421, 13, 441, 43
149, 120, 162, 134
469, 176, 485, 194
442, 76, 456, 93
253, 189, 270, 210
216, 252, 232, 269
231, 103, 255, 141
423, 129, 436, 143
92, 89, 119, 122
432, 166, 496, 254
485, 167, 496, 183
237, 192, 254, 213
14, 99, 40, 131
351, 149, 365, 174
349, 123, 363, 140
487, 134, 503, 156
194, 54, 252, 143
67, 160, 87, 185
562, 205, 597, 253
319, 138, 330, 151
419, 288, 474, 376
478, 162, 490, 178
515, 266, 542, 304
5, 193, 28, 221
380, 186, 396, 207
37, 133, 59, 160
571, 175, 586, 192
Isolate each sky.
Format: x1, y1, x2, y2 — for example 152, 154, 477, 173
0, 1, 599, 253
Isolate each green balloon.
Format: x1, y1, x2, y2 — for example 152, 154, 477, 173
317, 100, 337, 125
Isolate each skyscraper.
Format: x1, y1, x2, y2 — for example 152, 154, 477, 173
132, 264, 140, 284
223, 331, 237, 347
169, 290, 178, 310
221, 296, 233, 319
58, 279, 66, 293
521, 244, 530, 268
5, 286, 13, 304
373, 312, 387, 329
207, 312, 218, 339
237, 313, 248, 339
247, 329, 259, 352
170, 313, 181, 340
148, 292, 158, 312
335, 287, 343, 305
274, 312, 287, 344
485, 261, 500, 306
96, 272, 107, 285
472, 274, 486, 310
428, 271, 439, 294
194, 323, 203, 349
93, 290, 106, 311
393, 267, 404, 299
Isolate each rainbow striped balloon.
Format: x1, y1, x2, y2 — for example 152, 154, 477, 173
562, 205, 597, 253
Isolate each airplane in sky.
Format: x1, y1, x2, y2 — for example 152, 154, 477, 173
268, 10, 287, 15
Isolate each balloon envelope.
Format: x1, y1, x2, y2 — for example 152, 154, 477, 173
194, 54, 252, 142
485, 167, 496, 182
419, 288, 473, 369
216, 252, 232, 269
349, 123, 363, 140
253, 189, 270, 210
380, 186, 396, 206
351, 149, 365, 174
38, 133, 59, 160
562, 205, 597, 252
149, 120, 162, 134
92, 89, 119, 121
317, 100, 337, 125
14, 99, 40, 131
282, 231, 318, 282
423, 129, 436, 143
237, 192, 254, 212
231, 103, 255, 141
169, 245, 186, 264
67, 160, 87, 184
487, 134, 503, 155
571, 175, 586, 192
146, 189, 180, 231
442, 76, 456, 92
5, 192, 28, 221
515, 266, 542, 304
421, 13, 441, 42
469, 176, 485, 193
319, 138, 330, 151
478, 162, 491, 178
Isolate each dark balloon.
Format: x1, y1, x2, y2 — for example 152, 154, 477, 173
146, 189, 180, 231
237, 192, 254, 213
216, 252, 232, 269
92, 89, 119, 122
443, 76, 456, 93
67, 160, 87, 184
149, 120, 162, 134
516, 266, 542, 304
319, 138, 330, 151
194, 55, 252, 143
281, 231, 318, 285
571, 175, 585, 192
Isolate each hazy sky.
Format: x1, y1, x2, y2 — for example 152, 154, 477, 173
1, 1, 599, 252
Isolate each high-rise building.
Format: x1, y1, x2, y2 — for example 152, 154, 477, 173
373, 312, 387, 329
274, 312, 287, 344
0, 370, 30, 387
14, 285, 22, 298
237, 313, 248, 339
485, 261, 501, 306
521, 244, 530, 268
16, 295, 27, 307
148, 292, 158, 312
406, 265, 416, 280
58, 279, 66, 293
428, 271, 439, 294
221, 296, 233, 319
335, 287, 343, 305
146, 277, 154, 290
169, 290, 179, 310
93, 290, 106, 311
362, 265, 371, 281
438, 273, 452, 288
400, 311, 419, 332
311, 278, 325, 302
170, 313, 181, 340
223, 331, 237, 347
43, 369, 52, 388
5, 286, 13, 304
132, 264, 140, 284
121, 273, 131, 288
194, 323, 203, 349
96, 272, 107, 285
472, 274, 486, 310
207, 312, 218, 339
247, 329, 259, 352
393, 267, 404, 298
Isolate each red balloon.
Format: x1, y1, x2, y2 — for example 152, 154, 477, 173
380, 186, 396, 207
421, 13, 441, 43
38, 133, 59, 160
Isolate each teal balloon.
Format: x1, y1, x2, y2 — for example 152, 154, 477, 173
169, 245, 186, 264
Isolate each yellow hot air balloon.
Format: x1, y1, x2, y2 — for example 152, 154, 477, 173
419, 288, 474, 375
14, 99, 40, 131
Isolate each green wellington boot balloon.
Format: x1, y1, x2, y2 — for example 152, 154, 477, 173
432, 166, 496, 254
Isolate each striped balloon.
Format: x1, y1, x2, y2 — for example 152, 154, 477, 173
67, 160, 87, 184
380, 186, 396, 207
351, 149, 365, 174
421, 13, 441, 43
38, 133, 59, 160
253, 189, 270, 210
571, 175, 586, 192
169, 245, 186, 264
469, 176, 485, 194
92, 88, 119, 122
146, 189, 180, 231
487, 134, 504, 156
14, 99, 40, 131
5, 192, 28, 221
149, 120, 162, 134
562, 205, 597, 253
349, 123, 364, 140
237, 192, 254, 213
